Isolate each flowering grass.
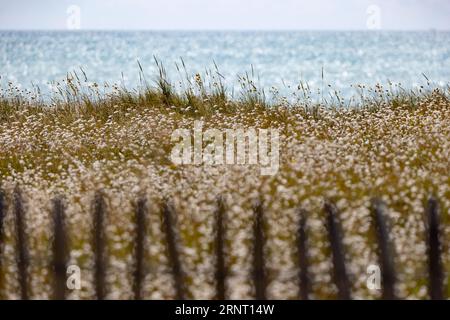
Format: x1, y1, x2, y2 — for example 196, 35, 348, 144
0, 66, 449, 299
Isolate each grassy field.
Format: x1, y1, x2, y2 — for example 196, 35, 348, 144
0, 66, 449, 299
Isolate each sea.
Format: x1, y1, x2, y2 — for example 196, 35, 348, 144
1, 31, 449, 99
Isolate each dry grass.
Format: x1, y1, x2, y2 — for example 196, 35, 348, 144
0, 64, 449, 299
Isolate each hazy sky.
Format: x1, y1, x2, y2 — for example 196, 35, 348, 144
1, 0, 449, 30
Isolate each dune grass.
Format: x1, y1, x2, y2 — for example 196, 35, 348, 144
0, 62, 449, 299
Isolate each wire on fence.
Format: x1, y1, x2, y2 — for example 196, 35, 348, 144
371, 199, 396, 300
324, 201, 351, 300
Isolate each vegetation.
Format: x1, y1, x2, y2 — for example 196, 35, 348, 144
0, 62, 449, 299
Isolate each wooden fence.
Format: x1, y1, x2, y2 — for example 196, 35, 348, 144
0, 189, 446, 300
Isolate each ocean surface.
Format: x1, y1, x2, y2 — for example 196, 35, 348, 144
1, 31, 449, 98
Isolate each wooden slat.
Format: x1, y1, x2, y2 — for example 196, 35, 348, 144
426, 197, 444, 300
324, 201, 351, 300
252, 201, 266, 300
214, 196, 226, 300
162, 201, 185, 300
52, 196, 67, 300
93, 191, 106, 300
14, 188, 29, 300
0, 190, 5, 245
371, 199, 396, 299
0, 190, 5, 274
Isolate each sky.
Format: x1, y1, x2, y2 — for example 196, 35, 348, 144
0, 0, 449, 30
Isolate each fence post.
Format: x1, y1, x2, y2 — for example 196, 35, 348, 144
426, 197, 444, 300
0, 189, 4, 247
0, 190, 5, 275
93, 191, 106, 300
371, 199, 396, 299
214, 196, 226, 300
133, 197, 147, 300
324, 201, 351, 300
162, 201, 185, 300
14, 187, 29, 300
52, 196, 67, 300
252, 201, 266, 300
297, 208, 311, 300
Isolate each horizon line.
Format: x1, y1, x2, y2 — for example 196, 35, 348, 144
1, 28, 449, 32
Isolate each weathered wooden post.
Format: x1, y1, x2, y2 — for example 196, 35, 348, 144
0, 190, 5, 272
214, 196, 226, 300
371, 199, 396, 299
252, 201, 266, 300
93, 191, 106, 300
14, 187, 29, 300
52, 196, 67, 300
426, 197, 444, 300
162, 200, 185, 300
324, 201, 351, 300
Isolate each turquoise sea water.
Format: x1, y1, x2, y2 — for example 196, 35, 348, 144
1, 31, 449, 98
